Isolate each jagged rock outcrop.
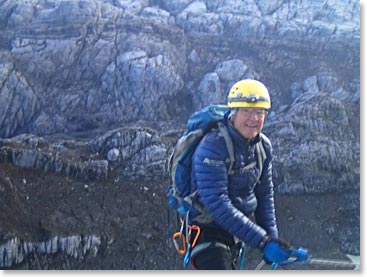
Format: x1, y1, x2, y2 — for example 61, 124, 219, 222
0, 0, 359, 137
0, 57, 40, 138
268, 72, 359, 195
0, 235, 101, 268
0, 0, 360, 270
0, 134, 109, 180
0, 126, 171, 181
88, 127, 168, 180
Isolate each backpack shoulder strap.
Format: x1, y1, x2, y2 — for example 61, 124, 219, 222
217, 122, 235, 175
255, 134, 267, 182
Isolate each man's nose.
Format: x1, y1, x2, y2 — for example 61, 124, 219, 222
248, 111, 259, 119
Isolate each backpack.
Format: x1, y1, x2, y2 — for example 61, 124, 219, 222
167, 104, 267, 223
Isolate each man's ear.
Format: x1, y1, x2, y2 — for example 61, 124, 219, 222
228, 108, 237, 120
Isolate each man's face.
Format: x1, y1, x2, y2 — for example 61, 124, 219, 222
231, 108, 267, 139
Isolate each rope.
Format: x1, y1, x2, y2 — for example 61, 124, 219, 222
309, 258, 359, 269
255, 257, 359, 270
255, 260, 266, 270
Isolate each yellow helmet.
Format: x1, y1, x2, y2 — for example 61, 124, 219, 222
227, 79, 271, 109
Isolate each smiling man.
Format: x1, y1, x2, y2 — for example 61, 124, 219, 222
187, 79, 304, 269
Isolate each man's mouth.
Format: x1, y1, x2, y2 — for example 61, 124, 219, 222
245, 124, 257, 128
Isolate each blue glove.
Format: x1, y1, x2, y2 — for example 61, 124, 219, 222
262, 238, 292, 264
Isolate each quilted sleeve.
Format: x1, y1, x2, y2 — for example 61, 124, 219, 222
254, 136, 279, 238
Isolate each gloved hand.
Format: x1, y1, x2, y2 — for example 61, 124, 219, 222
262, 238, 292, 264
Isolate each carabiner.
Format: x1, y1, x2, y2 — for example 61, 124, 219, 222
188, 225, 201, 247
173, 232, 187, 255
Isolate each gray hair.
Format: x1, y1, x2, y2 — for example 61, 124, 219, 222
228, 108, 237, 119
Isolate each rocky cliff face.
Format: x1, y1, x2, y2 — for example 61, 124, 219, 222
0, 0, 360, 270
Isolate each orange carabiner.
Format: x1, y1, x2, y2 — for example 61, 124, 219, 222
172, 232, 187, 255
189, 225, 201, 247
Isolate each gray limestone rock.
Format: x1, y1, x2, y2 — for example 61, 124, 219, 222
0, 0, 360, 269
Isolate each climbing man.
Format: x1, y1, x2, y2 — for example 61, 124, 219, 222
188, 79, 304, 269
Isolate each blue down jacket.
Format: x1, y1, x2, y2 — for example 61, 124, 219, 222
191, 115, 278, 249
